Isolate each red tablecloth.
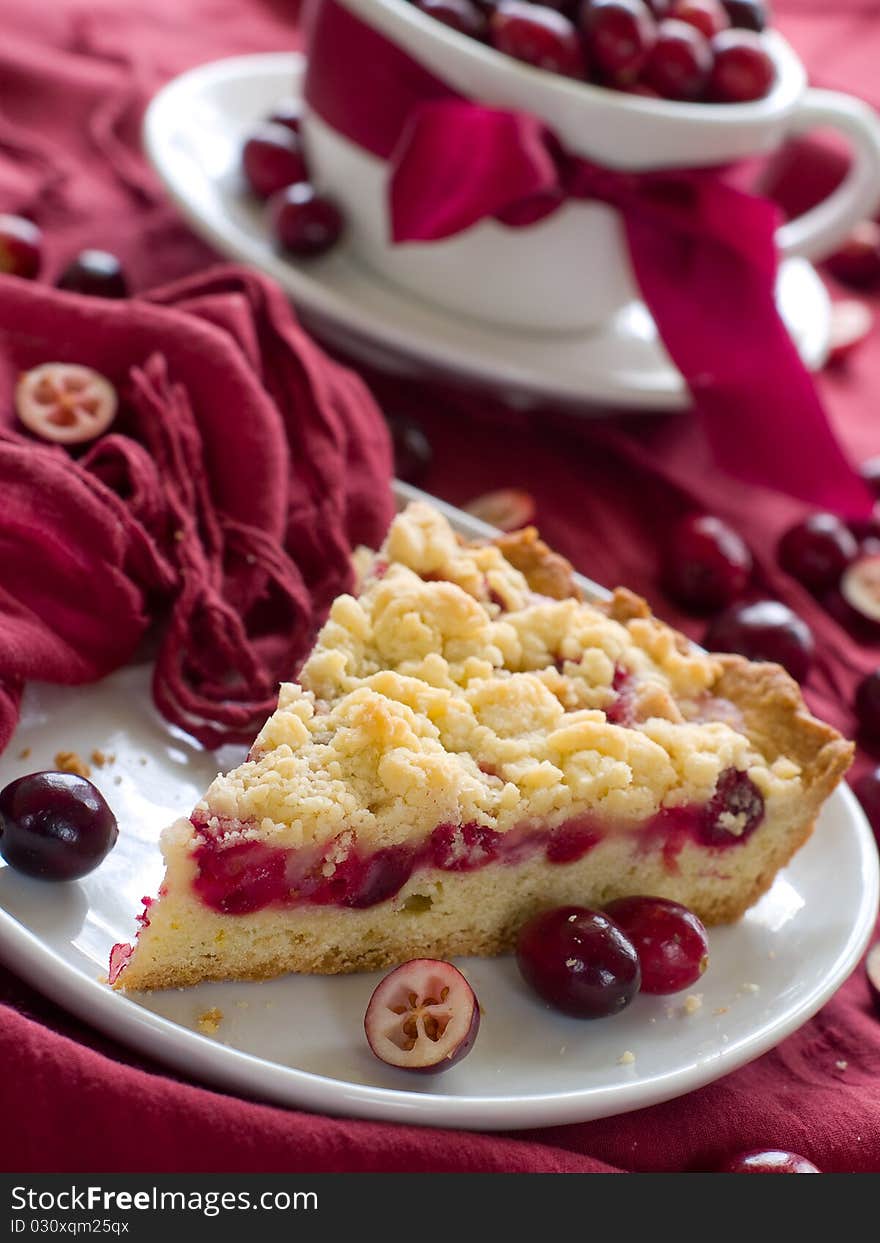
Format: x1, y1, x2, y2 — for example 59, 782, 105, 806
2, 0, 880, 1173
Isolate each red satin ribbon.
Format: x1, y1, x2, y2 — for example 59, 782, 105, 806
304, 0, 873, 515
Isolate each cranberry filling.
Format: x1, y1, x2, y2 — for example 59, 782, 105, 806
606, 665, 635, 725
188, 767, 764, 916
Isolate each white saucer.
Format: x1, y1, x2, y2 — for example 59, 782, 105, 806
143, 52, 832, 414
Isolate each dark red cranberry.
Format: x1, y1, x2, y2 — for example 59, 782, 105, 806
194, 840, 287, 914
826, 220, 880, 291
719, 1150, 820, 1173
242, 123, 308, 199
415, 0, 488, 36
840, 555, 880, 632
364, 959, 480, 1072
700, 768, 765, 846
866, 942, 880, 1016
777, 513, 858, 593
860, 457, 880, 499
0, 772, 118, 881
581, 0, 657, 86
704, 600, 814, 682
546, 820, 602, 862
855, 670, 880, 739
661, 513, 752, 613
722, 0, 767, 32
825, 299, 873, 369
490, 1, 586, 77
430, 821, 501, 870
386, 415, 433, 484
267, 98, 303, 134
0, 214, 42, 279
854, 767, 880, 836
644, 18, 712, 99
268, 183, 344, 257
57, 250, 129, 299
604, 896, 709, 993
672, 0, 728, 38
516, 906, 641, 1018
329, 845, 415, 908
708, 29, 774, 102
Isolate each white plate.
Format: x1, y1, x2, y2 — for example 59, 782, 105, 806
0, 482, 876, 1130
142, 53, 832, 414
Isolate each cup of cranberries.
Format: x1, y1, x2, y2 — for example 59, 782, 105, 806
409, 0, 777, 103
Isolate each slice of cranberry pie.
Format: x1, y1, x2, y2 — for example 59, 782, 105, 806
111, 502, 852, 990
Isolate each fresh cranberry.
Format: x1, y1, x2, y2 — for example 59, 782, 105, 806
242, 123, 308, 199
859, 457, 880, 499
462, 488, 536, 531
708, 29, 774, 102
415, 0, 487, 36
604, 896, 709, 993
490, 1, 585, 77
777, 513, 858, 593
719, 1150, 820, 1174
700, 767, 765, 846
57, 250, 129, 299
672, 0, 728, 38
825, 220, 880, 290
581, 0, 657, 86
364, 959, 480, 1073
336, 845, 415, 908
825, 299, 874, 368
268, 183, 344, 257
661, 513, 752, 612
516, 906, 641, 1018
0, 772, 118, 881
267, 98, 302, 134
704, 600, 813, 682
854, 766, 880, 836
644, 18, 712, 98
855, 670, 880, 740
0, 214, 42, 279
387, 415, 432, 483
866, 942, 880, 1016
721, 0, 766, 30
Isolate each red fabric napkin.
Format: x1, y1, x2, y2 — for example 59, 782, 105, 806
1, 0, 880, 1175
0, 268, 394, 750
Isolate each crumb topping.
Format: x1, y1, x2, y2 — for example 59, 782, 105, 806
197, 503, 803, 851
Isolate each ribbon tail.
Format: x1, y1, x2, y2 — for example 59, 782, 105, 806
622, 187, 874, 518
389, 101, 561, 242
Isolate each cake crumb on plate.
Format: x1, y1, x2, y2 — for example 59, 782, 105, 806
54, 750, 91, 778
617, 1050, 636, 1066
682, 994, 703, 1016
196, 1007, 223, 1036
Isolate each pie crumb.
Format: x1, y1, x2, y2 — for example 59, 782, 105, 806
714, 1006, 729, 1016
54, 750, 91, 778
682, 994, 703, 1016
90, 749, 115, 768
740, 982, 760, 994
18, 747, 31, 761
196, 1007, 223, 1036
617, 1050, 636, 1066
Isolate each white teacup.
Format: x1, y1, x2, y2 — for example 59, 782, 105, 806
302, 0, 880, 333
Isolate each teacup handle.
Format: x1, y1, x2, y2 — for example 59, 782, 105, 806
776, 88, 880, 262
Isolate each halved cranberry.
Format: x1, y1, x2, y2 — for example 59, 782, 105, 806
826, 220, 880, 290
462, 488, 536, 532
662, 513, 752, 612
0, 214, 42, 279
777, 513, 858, 593
582, 0, 657, 86
604, 895, 709, 993
644, 19, 713, 100
708, 29, 774, 102
15, 363, 118, 446
704, 600, 814, 683
719, 1150, 820, 1174
242, 123, 308, 199
415, 0, 488, 37
430, 821, 501, 870
700, 767, 764, 846
364, 958, 480, 1072
516, 906, 641, 1018
490, 1, 586, 77
672, 0, 728, 39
